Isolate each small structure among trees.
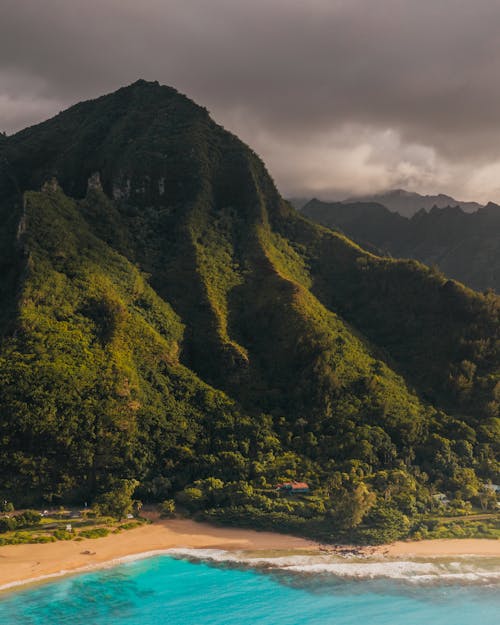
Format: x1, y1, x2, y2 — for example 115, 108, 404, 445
432, 492, 450, 506
276, 481, 310, 494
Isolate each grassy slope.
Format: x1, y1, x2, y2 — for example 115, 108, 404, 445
276, 210, 500, 421
303, 198, 500, 293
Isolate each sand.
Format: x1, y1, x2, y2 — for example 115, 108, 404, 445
377, 538, 500, 558
0, 518, 317, 590
1, 518, 499, 591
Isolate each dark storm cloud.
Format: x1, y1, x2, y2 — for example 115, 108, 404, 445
3, 0, 500, 200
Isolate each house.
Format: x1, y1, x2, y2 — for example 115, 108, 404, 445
432, 492, 450, 505
276, 481, 310, 494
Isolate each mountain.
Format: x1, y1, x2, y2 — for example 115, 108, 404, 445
287, 197, 312, 211
302, 199, 500, 292
344, 189, 482, 217
301, 200, 406, 253
0, 81, 499, 542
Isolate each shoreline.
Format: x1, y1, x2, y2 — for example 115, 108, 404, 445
0, 518, 499, 592
0, 518, 317, 592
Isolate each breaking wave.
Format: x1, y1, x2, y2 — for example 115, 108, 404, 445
166, 548, 500, 585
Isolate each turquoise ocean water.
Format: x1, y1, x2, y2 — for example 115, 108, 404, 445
1, 550, 499, 625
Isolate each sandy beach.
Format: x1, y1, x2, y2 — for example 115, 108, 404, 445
0, 518, 499, 591
379, 538, 500, 558
0, 518, 317, 590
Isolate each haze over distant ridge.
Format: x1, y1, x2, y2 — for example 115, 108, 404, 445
343, 189, 483, 217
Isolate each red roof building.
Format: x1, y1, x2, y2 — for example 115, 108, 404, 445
276, 481, 310, 493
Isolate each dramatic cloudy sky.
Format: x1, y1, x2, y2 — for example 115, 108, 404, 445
3, 0, 500, 202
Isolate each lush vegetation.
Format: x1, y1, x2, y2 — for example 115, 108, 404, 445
0, 504, 147, 546
0, 80, 498, 544
302, 198, 500, 292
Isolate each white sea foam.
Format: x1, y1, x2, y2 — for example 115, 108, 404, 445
166, 548, 500, 584
2, 547, 499, 593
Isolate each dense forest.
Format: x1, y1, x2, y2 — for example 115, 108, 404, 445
302, 199, 500, 293
0, 81, 498, 543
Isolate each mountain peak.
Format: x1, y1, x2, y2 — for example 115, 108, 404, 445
111, 79, 186, 103
129, 78, 160, 87
385, 188, 414, 198
480, 201, 500, 214
1, 80, 231, 204
344, 188, 482, 217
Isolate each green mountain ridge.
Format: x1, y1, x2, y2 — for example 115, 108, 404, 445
0, 81, 498, 542
302, 198, 500, 292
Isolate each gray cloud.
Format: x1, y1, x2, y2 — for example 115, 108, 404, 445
2, 0, 500, 201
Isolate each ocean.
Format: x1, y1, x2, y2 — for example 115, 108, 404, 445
1, 550, 499, 625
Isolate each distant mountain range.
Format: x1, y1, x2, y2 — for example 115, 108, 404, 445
302, 199, 500, 292
344, 189, 482, 217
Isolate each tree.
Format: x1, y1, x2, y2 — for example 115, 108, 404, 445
478, 485, 498, 511
358, 503, 410, 544
159, 499, 176, 518
175, 487, 205, 511
335, 482, 376, 530
94, 479, 139, 520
